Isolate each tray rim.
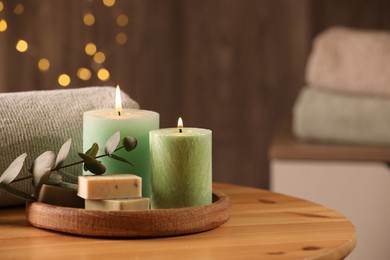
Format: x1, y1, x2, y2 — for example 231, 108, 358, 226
26, 190, 231, 237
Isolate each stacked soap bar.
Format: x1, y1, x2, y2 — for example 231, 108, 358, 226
77, 174, 150, 211
85, 198, 149, 210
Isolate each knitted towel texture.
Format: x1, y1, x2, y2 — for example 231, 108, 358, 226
0, 87, 139, 207
293, 87, 390, 146
306, 27, 390, 96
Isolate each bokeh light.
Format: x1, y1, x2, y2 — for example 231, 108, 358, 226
77, 67, 91, 81
93, 52, 106, 64
16, 40, 28, 52
0, 1, 4, 12
14, 3, 24, 15
0, 19, 7, 32
83, 13, 95, 26
38, 58, 50, 71
116, 15, 128, 27
103, 0, 115, 7
97, 68, 110, 81
58, 74, 71, 87
8, 0, 129, 87
115, 32, 127, 45
85, 42, 97, 56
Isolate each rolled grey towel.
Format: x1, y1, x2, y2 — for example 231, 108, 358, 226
293, 87, 390, 146
306, 27, 390, 96
0, 87, 139, 207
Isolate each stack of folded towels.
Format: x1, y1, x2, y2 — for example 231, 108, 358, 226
293, 27, 390, 146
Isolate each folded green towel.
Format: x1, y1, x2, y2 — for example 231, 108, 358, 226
0, 87, 139, 207
293, 87, 390, 146
306, 27, 390, 96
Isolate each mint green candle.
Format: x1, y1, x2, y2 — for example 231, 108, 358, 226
83, 109, 159, 197
150, 127, 212, 209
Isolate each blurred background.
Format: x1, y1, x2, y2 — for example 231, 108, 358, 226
0, 0, 389, 189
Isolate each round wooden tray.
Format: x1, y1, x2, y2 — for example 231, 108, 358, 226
26, 191, 230, 237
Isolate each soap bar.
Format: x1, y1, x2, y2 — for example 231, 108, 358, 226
85, 197, 150, 211
77, 174, 142, 199
38, 184, 84, 208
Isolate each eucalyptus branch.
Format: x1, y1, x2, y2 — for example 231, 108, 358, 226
0, 132, 138, 202
59, 145, 126, 169
11, 175, 33, 183
114, 145, 125, 152
59, 160, 84, 169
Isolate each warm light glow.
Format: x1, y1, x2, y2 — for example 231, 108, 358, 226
16, 40, 28, 52
0, 19, 7, 32
0, 2, 4, 12
97, 68, 110, 81
13, 3, 24, 15
103, 0, 115, 7
115, 32, 127, 45
85, 42, 97, 56
115, 85, 122, 112
77, 67, 91, 80
58, 74, 71, 87
83, 13, 95, 26
178, 117, 183, 128
38, 58, 50, 71
116, 14, 128, 27
93, 51, 106, 64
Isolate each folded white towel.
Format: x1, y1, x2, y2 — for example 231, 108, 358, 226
293, 87, 390, 146
306, 27, 390, 96
0, 87, 139, 207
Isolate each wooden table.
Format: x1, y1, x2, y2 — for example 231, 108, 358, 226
0, 183, 356, 260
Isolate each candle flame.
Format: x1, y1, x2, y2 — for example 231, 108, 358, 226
178, 117, 183, 128
115, 85, 122, 114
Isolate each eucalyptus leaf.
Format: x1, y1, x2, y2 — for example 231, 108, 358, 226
33, 168, 51, 198
32, 151, 56, 187
0, 183, 35, 201
85, 143, 99, 158
54, 138, 72, 170
79, 151, 94, 171
0, 153, 27, 185
46, 171, 63, 185
79, 153, 106, 175
85, 161, 106, 175
78, 152, 95, 161
105, 131, 121, 155
123, 136, 137, 151
110, 154, 134, 166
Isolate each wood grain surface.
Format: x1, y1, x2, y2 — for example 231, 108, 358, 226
0, 183, 356, 260
26, 191, 230, 237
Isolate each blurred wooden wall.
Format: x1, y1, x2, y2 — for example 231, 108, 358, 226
0, 0, 389, 189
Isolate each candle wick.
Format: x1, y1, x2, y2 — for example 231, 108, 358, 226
179, 128, 182, 133
118, 111, 121, 116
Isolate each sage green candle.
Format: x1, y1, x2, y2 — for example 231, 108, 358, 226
83, 109, 159, 197
150, 127, 212, 209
